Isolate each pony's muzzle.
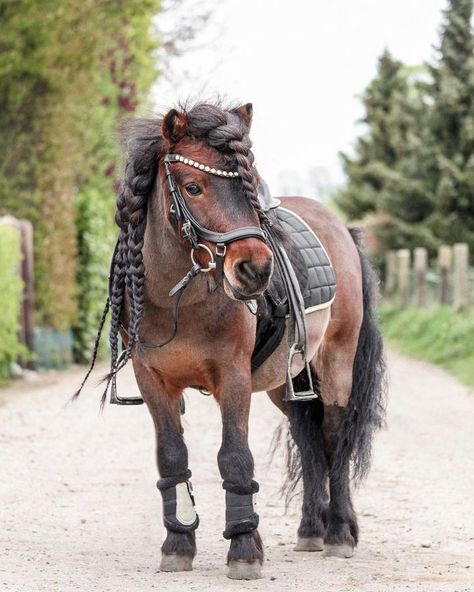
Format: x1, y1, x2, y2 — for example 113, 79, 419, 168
224, 240, 273, 299
235, 258, 272, 291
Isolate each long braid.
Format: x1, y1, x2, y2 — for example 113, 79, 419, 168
205, 110, 271, 226
229, 135, 270, 226
102, 140, 159, 400
71, 170, 130, 402
71, 297, 110, 400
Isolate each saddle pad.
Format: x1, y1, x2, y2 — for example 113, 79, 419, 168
276, 207, 336, 311
251, 205, 336, 371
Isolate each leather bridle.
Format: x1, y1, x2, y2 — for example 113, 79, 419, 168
163, 153, 268, 284
117, 153, 270, 356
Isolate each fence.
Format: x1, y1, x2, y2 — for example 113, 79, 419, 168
385, 243, 473, 310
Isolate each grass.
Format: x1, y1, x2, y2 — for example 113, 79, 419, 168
379, 303, 474, 388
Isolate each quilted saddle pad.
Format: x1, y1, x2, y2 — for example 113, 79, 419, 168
251, 205, 336, 371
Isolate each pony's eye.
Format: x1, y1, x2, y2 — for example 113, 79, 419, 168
185, 183, 202, 197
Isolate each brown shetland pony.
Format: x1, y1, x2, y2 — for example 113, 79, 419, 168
77, 101, 385, 580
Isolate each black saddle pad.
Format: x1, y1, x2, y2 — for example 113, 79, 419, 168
251, 206, 336, 371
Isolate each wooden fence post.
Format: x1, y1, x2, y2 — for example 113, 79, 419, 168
385, 250, 397, 295
453, 243, 469, 311
0, 215, 35, 367
414, 247, 428, 307
19, 220, 35, 366
397, 249, 411, 308
438, 245, 452, 305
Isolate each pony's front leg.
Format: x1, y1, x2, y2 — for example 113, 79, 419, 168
216, 370, 263, 580
133, 362, 198, 572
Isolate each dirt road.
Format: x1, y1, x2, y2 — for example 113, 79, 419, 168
1, 351, 473, 592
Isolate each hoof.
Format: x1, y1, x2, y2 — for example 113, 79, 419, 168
294, 536, 324, 552
160, 553, 193, 572
324, 543, 354, 558
227, 560, 263, 580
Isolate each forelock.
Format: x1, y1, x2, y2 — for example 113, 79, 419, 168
183, 103, 248, 152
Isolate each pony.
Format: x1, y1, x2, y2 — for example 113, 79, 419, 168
76, 101, 386, 580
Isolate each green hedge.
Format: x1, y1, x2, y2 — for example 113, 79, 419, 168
380, 303, 474, 388
73, 182, 115, 362
0, 226, 25, 383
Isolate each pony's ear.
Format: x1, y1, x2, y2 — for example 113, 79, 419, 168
233, 103, 253, 128
162, 108, 188, 145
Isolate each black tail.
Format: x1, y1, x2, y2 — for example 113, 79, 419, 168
339, 227, 387, 481
277, 227, 386, 498
273, 370, 326, 508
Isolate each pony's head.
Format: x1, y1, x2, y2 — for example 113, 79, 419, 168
159, 102, 273, 300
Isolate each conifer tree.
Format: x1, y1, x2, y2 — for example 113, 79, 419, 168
336, 51, 403, 220
336, 50, 437, 257
427, 0, 474, 252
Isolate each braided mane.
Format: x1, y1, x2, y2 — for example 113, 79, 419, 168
74, 102, 269, 404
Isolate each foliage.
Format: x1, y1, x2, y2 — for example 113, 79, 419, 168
336, 51, 437, 257
426, 0, 474, 253
380, 303, 474, 388
74, 181, 114, 362
0, 226, 25, 383
338, 1, 474, 261
0, 0, 161, 357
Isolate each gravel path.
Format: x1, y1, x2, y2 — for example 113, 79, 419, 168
1, 351, 473, 592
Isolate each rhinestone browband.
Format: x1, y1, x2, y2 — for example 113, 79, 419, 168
171, 154, 239, 178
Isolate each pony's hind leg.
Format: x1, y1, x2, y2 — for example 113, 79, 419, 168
289, 396, 328, 552
317, 342, 360, 558
321, 404, 358, 558
317, 232, 385, 558
133, 361, 198, 572
268, 376, 328, 553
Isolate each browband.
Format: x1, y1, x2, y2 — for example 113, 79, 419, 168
163, 154, 267, 249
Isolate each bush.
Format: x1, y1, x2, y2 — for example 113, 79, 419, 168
73, 183, 115, 362
0, 225, 25, 383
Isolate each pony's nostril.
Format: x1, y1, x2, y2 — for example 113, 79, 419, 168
262, 259, 272, 277
237, 260, 258, 282
235, 259, 272, 290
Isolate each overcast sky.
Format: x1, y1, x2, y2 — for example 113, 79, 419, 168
152, 0, 447, 195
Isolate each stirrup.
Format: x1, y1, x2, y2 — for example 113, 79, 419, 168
110, 391, 144, 405
109, 348, 144, 405
285, 346, 318, 402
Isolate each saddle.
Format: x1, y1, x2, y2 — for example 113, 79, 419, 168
251, 205, 336, 399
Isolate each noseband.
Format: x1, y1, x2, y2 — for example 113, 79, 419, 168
164, 153, 268, 282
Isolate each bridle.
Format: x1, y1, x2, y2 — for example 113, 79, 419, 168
163, 153, 268, 284
117, 152, 270, 357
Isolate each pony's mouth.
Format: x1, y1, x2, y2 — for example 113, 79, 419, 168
223, 275, 265, 301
